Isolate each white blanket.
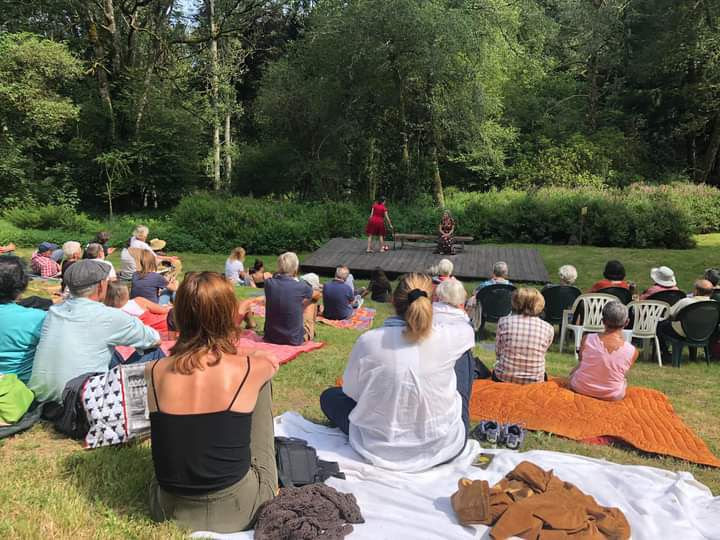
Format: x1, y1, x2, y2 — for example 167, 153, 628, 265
193, 412, 720, 540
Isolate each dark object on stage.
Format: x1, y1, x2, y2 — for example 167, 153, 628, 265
646, 289, 687, 306
541, 286, 581, 327
477, 284, 516, 338
394, 233, 473, 251
301, 238, 550, 283
597, 287, 632, 305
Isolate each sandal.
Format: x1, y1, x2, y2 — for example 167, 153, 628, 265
502, 423, 525, 450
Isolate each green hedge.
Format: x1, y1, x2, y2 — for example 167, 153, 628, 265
4, 183, 717, 252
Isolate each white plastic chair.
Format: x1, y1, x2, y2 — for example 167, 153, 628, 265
560, 293, 616, 359
621, 300, 670, 366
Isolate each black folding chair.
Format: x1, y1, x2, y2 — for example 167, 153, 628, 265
661, 301, 720, 367
541, 285, 582, 330
647, 289, 687, 306
597, 286, 632, 305
476, 284, 516, 338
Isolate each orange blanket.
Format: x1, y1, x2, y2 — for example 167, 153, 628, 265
469, 378, 720, 468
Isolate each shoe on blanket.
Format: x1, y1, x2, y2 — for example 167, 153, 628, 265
471, 420, 501, 444
502, 423, 525, 450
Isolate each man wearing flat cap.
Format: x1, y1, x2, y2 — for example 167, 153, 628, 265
29, 260, 162, 403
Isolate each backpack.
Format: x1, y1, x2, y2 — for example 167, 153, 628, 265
54, 372, 99, 439
275, 436, 345, 487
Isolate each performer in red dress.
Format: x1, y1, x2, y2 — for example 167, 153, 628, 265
365, 196, 393, 253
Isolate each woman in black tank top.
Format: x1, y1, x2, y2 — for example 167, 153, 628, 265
146, 272, 279, 533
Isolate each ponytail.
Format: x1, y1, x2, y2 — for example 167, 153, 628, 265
393, 273, 434, 342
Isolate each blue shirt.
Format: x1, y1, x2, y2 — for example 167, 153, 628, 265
0, 303, 47, 384
263, 275, 312, 346
29, 297, 160, 402
322, 280, 354, 320
131, 272, 168, 303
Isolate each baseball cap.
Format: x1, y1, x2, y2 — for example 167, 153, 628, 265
37, 242, 59, 253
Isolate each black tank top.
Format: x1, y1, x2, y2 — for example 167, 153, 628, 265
149, 357, 253, 495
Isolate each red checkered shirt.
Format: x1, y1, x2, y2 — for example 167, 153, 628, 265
494, 314, 554, 384
31, 252, 61, 277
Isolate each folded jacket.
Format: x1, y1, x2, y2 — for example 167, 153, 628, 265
451, 478, 491, 525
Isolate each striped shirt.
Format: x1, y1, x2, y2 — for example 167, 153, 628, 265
494, 314, 554, 384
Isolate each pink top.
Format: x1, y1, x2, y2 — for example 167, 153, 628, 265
569, 333, 635, 401
639, 284, 679, 300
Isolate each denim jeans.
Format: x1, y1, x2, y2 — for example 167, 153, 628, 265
109, 347, 166, 369
159, 288, 174, 306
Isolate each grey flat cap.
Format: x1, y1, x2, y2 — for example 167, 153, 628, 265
64, 260, 111, 289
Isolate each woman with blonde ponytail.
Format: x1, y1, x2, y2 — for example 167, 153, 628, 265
320, 273, 475, 472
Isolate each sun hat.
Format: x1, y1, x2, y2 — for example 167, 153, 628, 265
149, 238, 166, 251
300, 272, 321, 291
64, 260, 111, 289
650, 266, 676, 287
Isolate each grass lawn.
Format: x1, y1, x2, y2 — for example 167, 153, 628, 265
2, 239, 720, 538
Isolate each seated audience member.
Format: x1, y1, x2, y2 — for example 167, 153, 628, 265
493, 288, 554, 384
93, 231, 114, 257
119, 244, 143, 281
249, 259, 270, 288
339, 265, 365, 299
323, 267, 355, 321
131, 250, 178, 305
0, 243, 16, 254
29, 260, 161, 403
84, 242, 117, 280
476, 261, 511, 290
122, 225, 180, 279
60, 241, 83, 291
300, 273, 322, 341
436, 258, 454, 282
105, 282, 171, 332
704, 268, 720, 290
225, 247, 253, 286
369, 267, 392, 303
543, 265, 578, 289
0, 256, 47, 383
656, 279, 714, 359
639, 266, 680, 300
263, 252, 313, 346
433, 278, 476, 432
589, 260, 630, 292
146, 272, 279, 533
320, 273, 474, 472
569, 301, 638, 401
30, 242, 61, 278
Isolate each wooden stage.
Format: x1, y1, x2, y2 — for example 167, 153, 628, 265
301, 238, 550, 283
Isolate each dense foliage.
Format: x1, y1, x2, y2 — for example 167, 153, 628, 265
5, 183, 715, 251
0, 0, 719, 213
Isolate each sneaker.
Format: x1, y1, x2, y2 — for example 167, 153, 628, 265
502, 423, 525, 450
470, 420, 501, 444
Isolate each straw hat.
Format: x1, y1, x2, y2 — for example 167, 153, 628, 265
149, 238, 166, 251
650, 266, 676, 287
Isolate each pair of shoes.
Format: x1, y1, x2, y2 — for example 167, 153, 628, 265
366, 249, 374, 253
470, 420, 525, 450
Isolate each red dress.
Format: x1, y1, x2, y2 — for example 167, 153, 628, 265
365, 203, 387, 236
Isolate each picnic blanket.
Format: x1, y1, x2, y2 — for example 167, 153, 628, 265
248, 297, 376, 330
469, 378, 720, 468
192, 412, 720, 540
115, 330, 323, 366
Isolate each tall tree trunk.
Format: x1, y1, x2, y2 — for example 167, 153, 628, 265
367, 137, 378, 201
208, 0, 221, 190
399, 85, 410, 174
700, 115, 720, 185
430, 144, 445, 207
102, 0, 122, 74
587, 53, 599, 132
224, 111, 233, 188
88, 19, 116, 142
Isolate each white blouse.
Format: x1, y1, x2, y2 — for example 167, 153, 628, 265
342, 308, 474, 472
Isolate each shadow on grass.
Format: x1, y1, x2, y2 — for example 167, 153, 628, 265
63, 441, 155, 521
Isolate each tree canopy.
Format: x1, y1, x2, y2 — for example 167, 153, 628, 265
0, 0, 718, 212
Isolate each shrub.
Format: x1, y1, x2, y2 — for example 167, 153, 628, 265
3, 205, 99, 233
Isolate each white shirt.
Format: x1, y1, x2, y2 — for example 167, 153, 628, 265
342, 310, 474, 472
225, 259, 245, 284
670, 296, 713, 336
96, 258, 116, 280
129, 236, 154, 252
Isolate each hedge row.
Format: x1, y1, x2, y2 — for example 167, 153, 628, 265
4, 183, 718, 252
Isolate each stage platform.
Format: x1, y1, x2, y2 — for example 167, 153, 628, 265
301, 238, 549, 283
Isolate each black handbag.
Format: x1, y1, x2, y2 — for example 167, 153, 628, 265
275, 436, 345, 487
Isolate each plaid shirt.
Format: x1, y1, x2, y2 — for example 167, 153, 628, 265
31, 252, 61, 277
494, 314, 554, 384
